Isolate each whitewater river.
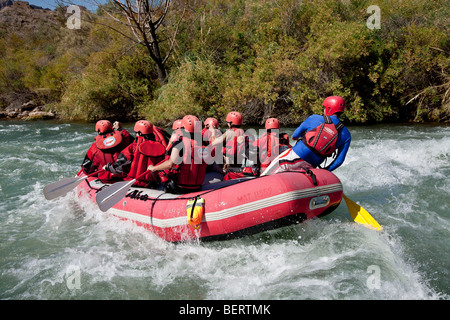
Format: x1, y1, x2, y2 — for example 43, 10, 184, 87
0, 120, 448, 301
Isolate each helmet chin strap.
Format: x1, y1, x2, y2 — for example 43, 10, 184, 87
324, 109, 341, 117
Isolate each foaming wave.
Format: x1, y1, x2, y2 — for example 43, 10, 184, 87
339, 132, 450, 192
114, 219, 442, 300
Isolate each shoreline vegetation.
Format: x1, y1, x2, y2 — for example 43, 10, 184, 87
0, 0, 449, 126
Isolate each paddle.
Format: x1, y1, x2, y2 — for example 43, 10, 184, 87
95, 170, 152, 212
342, 193, 382, 231
96, 149, 169, 212
43, 169, 104, 200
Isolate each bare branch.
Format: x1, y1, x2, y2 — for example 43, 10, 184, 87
154, 0, 170, 30
162, 7, 185, 65
95, 0, 182, 84
93, 20, 139, 44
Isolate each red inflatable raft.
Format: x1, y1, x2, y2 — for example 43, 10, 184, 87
76, 168, 343, 242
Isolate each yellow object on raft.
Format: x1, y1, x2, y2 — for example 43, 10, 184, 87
186, 197, 205, 229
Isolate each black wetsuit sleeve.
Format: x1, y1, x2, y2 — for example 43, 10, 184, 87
81, 154, 95, 174
104, 153, 131, 175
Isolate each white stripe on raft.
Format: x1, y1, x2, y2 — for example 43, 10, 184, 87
107, 183, 343, 229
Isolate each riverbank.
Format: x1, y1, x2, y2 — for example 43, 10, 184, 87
0, 92, 56, 120
0, 90, 448, 125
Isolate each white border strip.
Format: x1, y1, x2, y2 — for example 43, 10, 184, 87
107, 183, 343, 229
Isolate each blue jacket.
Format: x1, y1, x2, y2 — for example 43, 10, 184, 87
292, 114, 351, 171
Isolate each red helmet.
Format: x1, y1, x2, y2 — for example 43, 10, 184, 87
134, 120, 153, 135
95, 120, 113, 134
323, 96, 346, 116
226, 111, 243, 126
182, 115, 201, 133
204, 117, 219, 129
265, 118, 280, 130
172, 119, 183, 130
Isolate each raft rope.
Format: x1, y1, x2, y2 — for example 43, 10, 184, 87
89, 168, 318, 204
149, 191, 166, 234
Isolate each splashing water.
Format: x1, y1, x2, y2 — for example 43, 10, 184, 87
0, 121, 448, 300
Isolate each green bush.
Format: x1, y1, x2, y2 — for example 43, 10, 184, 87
147, 0, 448, 124
141, 56, 224, 124
1, 0, 448, 124
59, 46, 157, 121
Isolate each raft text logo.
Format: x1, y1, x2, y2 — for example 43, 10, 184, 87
67, 5, 81, 30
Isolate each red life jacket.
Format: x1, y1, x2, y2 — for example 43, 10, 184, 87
116, 128, 133, 146
89, 145, 117, 168
255, 131, 280, 170
223, 166, 259, 180
88, 131, 131, 182
201, 128, 222, 160
89, 144, 119, 182
201, 127, 213, 147
123, 136, 166, 187
153, 126, 170, 149
302, 115, 344, 158
95, 130, 123, 150
174, 136, 208, 191
279, 133, 292, 150
225, 127, 246, 166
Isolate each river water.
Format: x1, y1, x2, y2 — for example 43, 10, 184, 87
0, 120, 448, 300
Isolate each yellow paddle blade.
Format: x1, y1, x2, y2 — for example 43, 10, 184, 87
343, 194, 382, 231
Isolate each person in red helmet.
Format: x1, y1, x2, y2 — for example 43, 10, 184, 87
201, 117, 225, 177
210, 111, 251, 172
172, 119, 183, 130
202, 117, 221, 146
262, 96, 351, 176
81, 120, 132, 183
148, 115, 209, 194
103, 120, 166, 188
112, 121, 133, 146
252, 117, 290, 172
226, 111, 243, 126
166, 119, 184, 152
204, 117, 219, 129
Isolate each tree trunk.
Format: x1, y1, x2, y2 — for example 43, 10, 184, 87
106, 0, 180, 86
155, 60, 167, 85
147, 20, 168, 85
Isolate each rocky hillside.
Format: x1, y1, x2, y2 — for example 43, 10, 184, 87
0, 0, 51, 10
0, 1, 59, 32
0, 1, 62, 119
0, 0, 13, 9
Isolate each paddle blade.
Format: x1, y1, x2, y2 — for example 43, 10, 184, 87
95, 179, 135, 212
343, 194, 382, 231
43, 176, 86, 200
